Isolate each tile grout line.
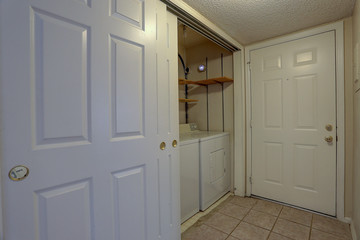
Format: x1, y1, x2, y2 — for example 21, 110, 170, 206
266, 205, 283, 240
310, 215, 353, 240
181, 192, 233, 233
273, 204, 314, 229
308, 214, 314, 240
227, 198, 258, 239
200, 198, 250, 238
184, 196, 350, 240
202, 223, 232, 237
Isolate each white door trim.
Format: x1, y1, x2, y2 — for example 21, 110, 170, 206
245, 21, 345, 220
233, 50, 246, 197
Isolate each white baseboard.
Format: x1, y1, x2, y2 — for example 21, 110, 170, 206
347, 218, 358, 240
344, 217, 352, 224
234, 190, 245, 197
351, 221, 358, 240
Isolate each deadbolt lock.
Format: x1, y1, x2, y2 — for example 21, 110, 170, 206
325, 124, 333, 131
172, 140, 177, 148
160, 142, 166, 150
324, 136, 333, 143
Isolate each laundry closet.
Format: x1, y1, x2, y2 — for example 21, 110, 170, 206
177, 23, 235, 223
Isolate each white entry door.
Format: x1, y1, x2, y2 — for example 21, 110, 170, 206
250, 31, 336, 215
0, 0, 179, 239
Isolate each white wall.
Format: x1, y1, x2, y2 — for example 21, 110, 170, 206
344, 17, 354, 219
352, 0, 360, 238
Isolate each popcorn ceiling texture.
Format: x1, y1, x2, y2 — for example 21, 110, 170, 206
181, 0, 355, 45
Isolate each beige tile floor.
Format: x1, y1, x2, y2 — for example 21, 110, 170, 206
181, 196, 352, 240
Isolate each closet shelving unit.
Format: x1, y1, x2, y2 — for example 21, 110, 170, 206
178, 77, 234, 103
178, 76, 234, 130
178, 76, 233, 87
178, 53, 233, 129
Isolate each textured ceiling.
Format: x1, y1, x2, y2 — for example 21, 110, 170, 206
181, 0, 355, 45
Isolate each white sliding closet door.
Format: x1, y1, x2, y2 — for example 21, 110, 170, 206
0, 0, 180, 239
156, 1, 181, 239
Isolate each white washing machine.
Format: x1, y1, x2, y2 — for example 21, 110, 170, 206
179, 133, 199, 223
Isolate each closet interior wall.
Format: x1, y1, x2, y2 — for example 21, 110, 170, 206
178, 34, 187, 124
178, 30, 234, 189
186, 42, 233, 132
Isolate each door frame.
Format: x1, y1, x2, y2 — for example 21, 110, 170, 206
244, 21, 345, 220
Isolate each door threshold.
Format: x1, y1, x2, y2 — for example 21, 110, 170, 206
251, 195, 336, 219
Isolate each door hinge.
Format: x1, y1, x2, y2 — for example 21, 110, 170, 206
250, 120, 253, 128
249, 176, 253, 184
247, 61, 251, 70
336, 135, 339, 142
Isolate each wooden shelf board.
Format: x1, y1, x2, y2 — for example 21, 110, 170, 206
196, 79, 218, 85
214, 76, 234, 83
178, 79, 199, 85
179, 76, 233, 86
179, 98, 198, 103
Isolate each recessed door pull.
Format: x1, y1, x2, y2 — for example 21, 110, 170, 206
9, 165, 29, 181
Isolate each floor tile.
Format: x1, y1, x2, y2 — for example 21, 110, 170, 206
218, 202, 250, 220
243, 210, 277, 230
310, 228, 351, 240
230, 196, 258, 208
273, 218, 310, 240
279, 206, 312, 226
312, 215, 352, 239
182, 224, 228, 240
231, 222, 270, 240
202, 212, 240, 234
252, 199, 283, 216
268, 232, 293, 240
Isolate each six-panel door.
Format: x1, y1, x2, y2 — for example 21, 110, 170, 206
0, 0, 178, 239
251, 31, 337, 215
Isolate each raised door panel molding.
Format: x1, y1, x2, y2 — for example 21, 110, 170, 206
112, 166, 146, 240
110, 35, 145, 139
31, 8, 91, 148
111, 0, 144, 30
264, 142, 283, 185
293, 144, 318, 192
294, 74, 318, 130
263, 78, 283, 129
35, 180, 93, 240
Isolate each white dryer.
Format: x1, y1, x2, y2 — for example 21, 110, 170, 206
198, 132, 230, 211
